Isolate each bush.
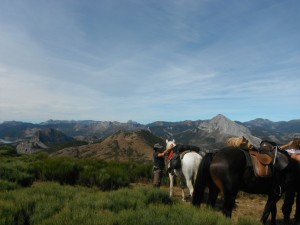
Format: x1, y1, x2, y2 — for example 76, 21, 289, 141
0, 145, 155, 191
31, 158, 81, 185
0, 179, 19, 191
0, 161, 34, 187
0, 145, 18, 156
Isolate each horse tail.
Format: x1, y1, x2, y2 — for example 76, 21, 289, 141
192, 152, 214, 206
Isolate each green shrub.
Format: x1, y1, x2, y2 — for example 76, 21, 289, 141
0, 145, 18, 156
0, 182, 260, 225
30, 157, 82, 185
0, 179, 19, 191
0, 161, 34, 187
0, 145, 154, 190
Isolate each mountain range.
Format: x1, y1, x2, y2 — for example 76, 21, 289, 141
1, 114, 299, 161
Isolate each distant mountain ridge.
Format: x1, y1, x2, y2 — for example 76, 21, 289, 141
1, 115, 299, 152
15, 128, 75, 154
0, 120, 143, 141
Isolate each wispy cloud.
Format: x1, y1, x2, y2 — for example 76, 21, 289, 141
0, 0, 299, 123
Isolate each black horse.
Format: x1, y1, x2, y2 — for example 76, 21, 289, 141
192, 141, 299, 225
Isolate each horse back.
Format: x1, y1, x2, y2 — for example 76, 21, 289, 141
211, 147, 247, 172
181, 151, 202, 176
210, 147, 247, 193
211, 147, 275, 194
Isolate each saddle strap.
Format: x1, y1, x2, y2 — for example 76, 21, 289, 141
180, 150, 191, 160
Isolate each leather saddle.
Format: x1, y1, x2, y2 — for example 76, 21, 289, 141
229, 137, 275, 177
228, 137, 276, 177
249, 150, 273, 177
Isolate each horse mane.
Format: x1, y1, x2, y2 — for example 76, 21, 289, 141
221, 146, 242, 151
226, 136, 255, 150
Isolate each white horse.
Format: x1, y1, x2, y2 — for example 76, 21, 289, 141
165, 139, 202, 201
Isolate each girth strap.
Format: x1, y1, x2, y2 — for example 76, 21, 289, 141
239, 149, 253, 168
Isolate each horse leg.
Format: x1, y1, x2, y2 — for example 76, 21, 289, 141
180, 176, 187, 201
293, 192, 300, 225
222, 190, 238, 218
186, 178, 194, 201
181, 188, 186, 201
207, 183, 219, 208
270, 201, 277, 225
169, 173, 174, 197
210, 166, 237, 217
260, 198, 274, 225
260, 194, 281, 225
175, 169, 187, 201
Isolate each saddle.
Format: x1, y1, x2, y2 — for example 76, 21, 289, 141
249, 150, 273, 177
169, 151, 190, 170
228, 136, 273, 177
168, 144, 200, 170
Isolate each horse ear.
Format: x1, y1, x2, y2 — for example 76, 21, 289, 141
172, 139, 175, 143
166, 139, 168, 144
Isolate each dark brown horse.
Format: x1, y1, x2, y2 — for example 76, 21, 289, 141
192, 141, 298, 225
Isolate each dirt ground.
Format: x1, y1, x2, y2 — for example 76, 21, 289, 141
138, 183, 296, 225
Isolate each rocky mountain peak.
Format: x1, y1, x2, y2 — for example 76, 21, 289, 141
198, 114, 261, 147
199, 114, 236, 133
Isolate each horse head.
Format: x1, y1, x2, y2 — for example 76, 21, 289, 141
166, 139, 176, 151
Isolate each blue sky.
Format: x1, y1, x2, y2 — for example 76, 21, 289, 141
0, 0, 299, 124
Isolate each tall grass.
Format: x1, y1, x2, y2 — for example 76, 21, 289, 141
0, 182, 261, 225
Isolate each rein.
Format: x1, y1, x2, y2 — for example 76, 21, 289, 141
273, 146, 278, 166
